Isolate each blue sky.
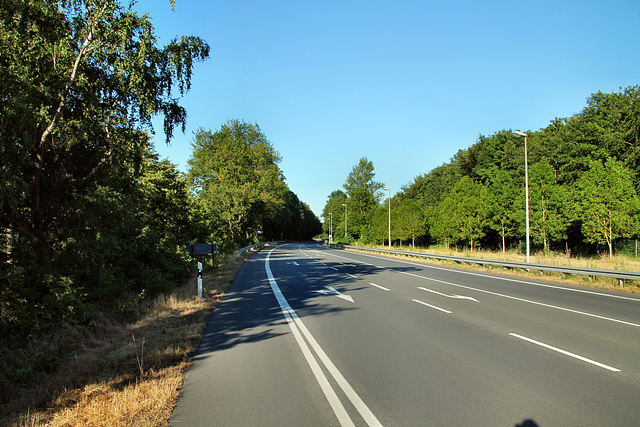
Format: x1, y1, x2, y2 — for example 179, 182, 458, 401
134, 0, 640, 218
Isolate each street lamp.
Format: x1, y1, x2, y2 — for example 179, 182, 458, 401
342, 203, 347, 244
513, 130, 530, 263
383, 187, 391, 249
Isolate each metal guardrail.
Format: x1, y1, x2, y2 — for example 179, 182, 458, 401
337, 245, 640, 287
234, 241, 285, 261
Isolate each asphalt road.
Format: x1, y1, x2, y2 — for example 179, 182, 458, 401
171, 243, 640, 426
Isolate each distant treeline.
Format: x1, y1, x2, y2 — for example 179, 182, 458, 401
0, 0, 320, 388
323, 86, 640, 258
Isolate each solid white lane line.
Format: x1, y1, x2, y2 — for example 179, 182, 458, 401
290, 313, 383, 427
369, 283, 390, 292
266, 249, 382, 427
266, 252, 354, 426
509, 333, 621, 372
412, 299, 452, 314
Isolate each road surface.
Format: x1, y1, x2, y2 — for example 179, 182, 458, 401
172, 243, 640, 426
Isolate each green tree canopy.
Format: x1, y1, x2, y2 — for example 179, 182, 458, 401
432, 177, 488, 251
187, 120, 288, 250
528, 159, 571, 251
1, 0, 209, 338
342, 157, 384, 242
487, 169, 522, 252
395, 198, 426, 249
322, 190, 348, 243
578, 158, 640, 257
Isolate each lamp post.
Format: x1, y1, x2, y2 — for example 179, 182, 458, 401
342, 203, 347, 244
513, 130, 530, 263
383, 187, 391, 249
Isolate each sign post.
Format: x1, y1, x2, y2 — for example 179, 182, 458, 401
185, 244, 217, 298
197, 261, 203, 298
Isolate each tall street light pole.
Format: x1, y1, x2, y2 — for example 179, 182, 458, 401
383, 187, 391, 249
513, 130, 530, 263
342, 203, 347, 244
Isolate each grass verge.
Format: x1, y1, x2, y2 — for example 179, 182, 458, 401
2, 251, 252, 426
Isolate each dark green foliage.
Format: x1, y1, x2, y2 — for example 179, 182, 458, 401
0, 0, 322, 404
323, 85, 640, 253
187, 120, 321, 252
340, 157, 384, 243
0, 0, 209, 392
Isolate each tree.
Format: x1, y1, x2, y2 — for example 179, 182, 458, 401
322, 190, 347, 243
0, 0, 209, 337
268, 190, 321, 241
396, 198, 426, 249
487, 169, 522, 252
431, 177, 488, 251
578, 158, 640, 257
528, 159, 571, 251
187, 121, 288, 251
342, 157, 384, 242
369, 204, 390, 246
0, 0, 209, 267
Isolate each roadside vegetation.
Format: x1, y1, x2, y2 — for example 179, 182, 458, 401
1, 252, 250, 426
1, 1, 320, 421
323, 86, 640, 264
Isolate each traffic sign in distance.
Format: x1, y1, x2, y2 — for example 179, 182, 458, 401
185, 244, 217, 255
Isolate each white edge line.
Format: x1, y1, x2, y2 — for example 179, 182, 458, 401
266, 248, 383, 427
266, 252, 355, 426
412, 299, 452, 314
509, 333, 621, 372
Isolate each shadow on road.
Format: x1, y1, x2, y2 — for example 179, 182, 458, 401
192, 243, 424, 361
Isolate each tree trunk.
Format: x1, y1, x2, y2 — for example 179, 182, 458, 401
32, 144, 51, 266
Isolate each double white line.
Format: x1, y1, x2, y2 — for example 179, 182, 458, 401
265, 249, 382, 427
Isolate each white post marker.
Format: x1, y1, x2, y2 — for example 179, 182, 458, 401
197, 261, 203, 298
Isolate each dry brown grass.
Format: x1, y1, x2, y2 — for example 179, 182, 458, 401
3, 251, 252, 427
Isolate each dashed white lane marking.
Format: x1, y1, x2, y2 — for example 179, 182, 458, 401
412, 299, 452, 314
369, 283, 390, 292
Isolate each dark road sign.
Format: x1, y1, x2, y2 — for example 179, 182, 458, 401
185, 244, 217, 255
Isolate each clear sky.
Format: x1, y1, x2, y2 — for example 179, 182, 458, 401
133, 0, 640, 218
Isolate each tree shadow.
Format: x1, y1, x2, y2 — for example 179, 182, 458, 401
193, 244, 425, 361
